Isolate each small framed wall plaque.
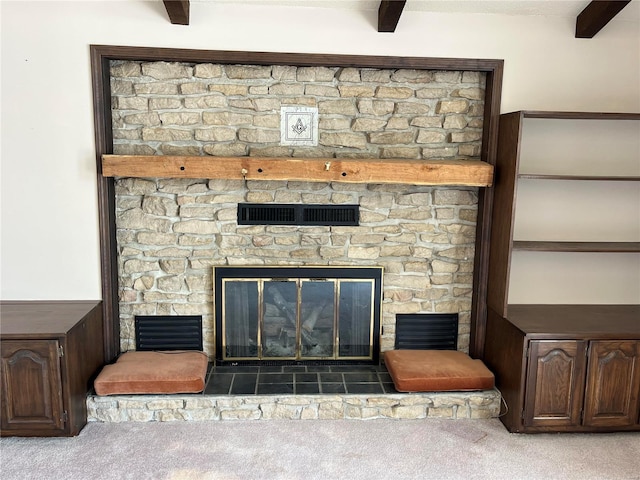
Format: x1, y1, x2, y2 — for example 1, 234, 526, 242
280, 106, 318, 146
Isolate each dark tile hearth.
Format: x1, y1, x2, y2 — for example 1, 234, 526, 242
203, 363, 398, 396
87, 360, 502, 422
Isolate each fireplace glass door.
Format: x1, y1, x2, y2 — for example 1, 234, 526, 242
221, 277, 375, 361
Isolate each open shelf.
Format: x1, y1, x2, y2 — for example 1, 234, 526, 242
517, 174, 640, 181
512, 241, 640, 253
520, 111, 640, 121
505, 304, 640, 335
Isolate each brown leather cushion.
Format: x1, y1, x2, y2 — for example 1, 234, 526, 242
384, 349, 494, 392
94, 351, 208, 395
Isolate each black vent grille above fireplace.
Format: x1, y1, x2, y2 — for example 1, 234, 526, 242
238, 203, 359, 226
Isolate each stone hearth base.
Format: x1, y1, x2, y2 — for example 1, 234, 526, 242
87, 390, 500, 422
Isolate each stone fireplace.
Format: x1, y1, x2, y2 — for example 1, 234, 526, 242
110, 59, 487, 358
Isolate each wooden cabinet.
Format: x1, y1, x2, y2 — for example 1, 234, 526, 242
0, 301, 104, 437
1, 340, 65, 433
523, 340, 587, 428
485, 305, 640, 433
523, 339, 640, 429
583, 340, 640, 427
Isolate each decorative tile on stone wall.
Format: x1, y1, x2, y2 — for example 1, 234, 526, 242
280, 106, 318, 146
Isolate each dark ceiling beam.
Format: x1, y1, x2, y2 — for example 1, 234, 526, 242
576, 0, 631, 38
163, 0, 190, 25
378, 0, 407, 32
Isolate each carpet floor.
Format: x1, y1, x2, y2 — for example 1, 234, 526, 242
1, 419, 639, 480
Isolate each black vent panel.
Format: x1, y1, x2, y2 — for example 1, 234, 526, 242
135, 315, 203, 351
239, 204, 296, 224
303, 205, 358, 224
394, 313, 458, 350
238, 203, 359, 226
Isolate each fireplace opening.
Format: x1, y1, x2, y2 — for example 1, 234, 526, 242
214, 266, 382, 364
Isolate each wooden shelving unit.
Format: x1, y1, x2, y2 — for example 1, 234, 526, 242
487, 110, 640, 314
484, 110, 640, 433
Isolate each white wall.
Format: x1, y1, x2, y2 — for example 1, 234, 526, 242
1, 0, 638, 300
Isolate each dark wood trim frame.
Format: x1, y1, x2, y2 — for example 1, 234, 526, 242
90, 45, 503, 361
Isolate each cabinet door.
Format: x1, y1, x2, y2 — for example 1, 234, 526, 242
583, 340, 640, 427
523, 340, 587, 427
1, 340, 65, 433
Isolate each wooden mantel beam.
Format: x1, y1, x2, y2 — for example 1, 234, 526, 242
163, 0, 190, 25
576, 1, 631, 38
102, 155, 494, 187
378, 0, 407, 32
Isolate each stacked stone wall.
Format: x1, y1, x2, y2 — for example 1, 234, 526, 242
111, 61, 485, 158
88, 390, 500, 422
110, 61, 486, 355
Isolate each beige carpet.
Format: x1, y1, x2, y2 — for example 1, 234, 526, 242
1, 419, 639, 480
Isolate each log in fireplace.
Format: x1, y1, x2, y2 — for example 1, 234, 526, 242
214, 266, 382, 364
